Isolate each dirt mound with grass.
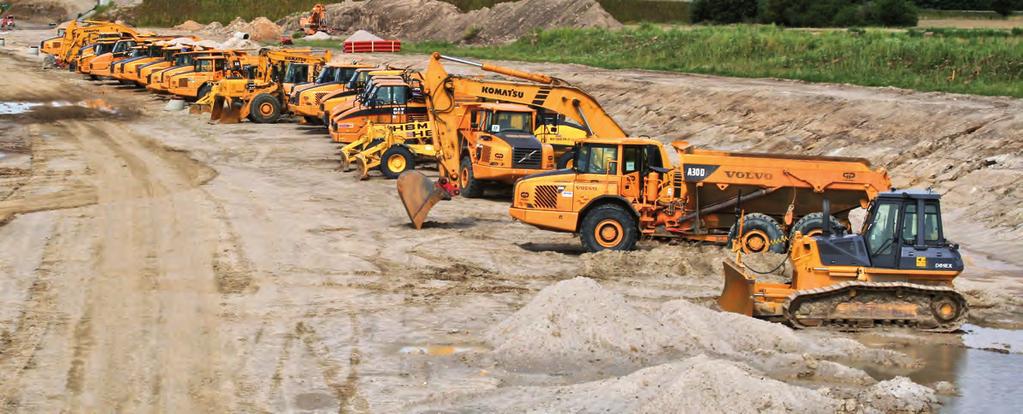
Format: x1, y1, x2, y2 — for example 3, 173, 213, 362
278, 0, 621, 44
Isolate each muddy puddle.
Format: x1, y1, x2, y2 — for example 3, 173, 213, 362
855, 325, 1023, 413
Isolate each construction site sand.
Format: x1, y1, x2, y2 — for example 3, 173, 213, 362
277, 0, 621, 44
0, 29, 1020, 412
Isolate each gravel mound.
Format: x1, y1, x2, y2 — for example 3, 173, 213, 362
277, 0, 621, 44
174, 20, 204, 31
860, 377, 939, 413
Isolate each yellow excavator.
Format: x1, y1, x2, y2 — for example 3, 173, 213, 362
719, 190, 968, 332
209, 48, 331, 124
396, 53, 628, 229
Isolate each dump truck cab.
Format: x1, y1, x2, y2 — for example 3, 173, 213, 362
148, 50, 220, 92
457, 102, 555, 186
320, 68, 403, 125
137, 46, 193, 86
288, 62, 373, 122
330, 78, 426, 144
168, 55, 231, 99
76, 36, 119, 74
81, 37, 137, 77
113, 42, 170, 82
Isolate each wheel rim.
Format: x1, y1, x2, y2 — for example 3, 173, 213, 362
460, 166, 469, 188
594, 219, 624, 248
387, 154, 407, 172
741, 229, 771, 253
259, 102, 274, 116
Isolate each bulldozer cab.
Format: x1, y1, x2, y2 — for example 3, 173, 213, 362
814, 190, 962, 272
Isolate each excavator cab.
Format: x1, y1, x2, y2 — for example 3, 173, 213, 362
719, 190, 968, 332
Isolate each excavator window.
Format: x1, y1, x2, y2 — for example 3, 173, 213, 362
284, 63, 310, 84
902, 202, 943, 245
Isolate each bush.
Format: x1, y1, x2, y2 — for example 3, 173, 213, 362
991, 0, 1014, 16
690, 0, 759, 23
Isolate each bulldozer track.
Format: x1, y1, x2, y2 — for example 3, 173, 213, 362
782, 281, 968, 333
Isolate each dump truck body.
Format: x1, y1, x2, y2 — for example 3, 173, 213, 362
287, 63, 373, 120
509, 139, 891, 252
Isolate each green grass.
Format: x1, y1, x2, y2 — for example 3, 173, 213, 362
402, 25, 1023, 98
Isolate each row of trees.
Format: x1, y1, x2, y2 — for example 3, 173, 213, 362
692, 0, 1020, 26
691, 0, 920, 26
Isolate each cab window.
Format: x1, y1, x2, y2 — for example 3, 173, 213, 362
576, 145, 619, 174
622, 146, 642, 174
490, 111, 531, 133
902, 202, 942, 245
866, 202, 899, 255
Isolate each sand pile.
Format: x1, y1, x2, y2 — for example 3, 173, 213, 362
277, 0, 621, 44
578, 244, 724, 280
470, 277, 937, 412
192, 17, 282, 42
484, 277, 681, 374
416, 355, 840, 413
174, 20, 204, 31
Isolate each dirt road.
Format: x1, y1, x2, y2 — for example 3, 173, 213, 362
1, 27, 1021, 412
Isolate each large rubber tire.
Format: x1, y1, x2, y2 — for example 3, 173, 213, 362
556, 150, 575, 169
247, 93, 282, 124
727, 213, 787, 254
379, 146, 415, 179
459, 156, 484, 198
790, 212, 845, 240
580, 204, 639, 252
197, 83, 212, 102
303, 115, 322, 125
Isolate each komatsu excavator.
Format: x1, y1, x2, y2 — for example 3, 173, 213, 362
719, 190, 968, 332
209, 48, 330, 124
396, 53, 628, 229
300, 3, 330, 35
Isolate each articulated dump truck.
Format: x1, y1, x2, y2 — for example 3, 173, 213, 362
509, 140, 891, 253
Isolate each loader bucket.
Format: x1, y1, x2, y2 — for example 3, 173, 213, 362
718, 259, 755, 316
210, 96, 242, 124
397, 171, 451, 229
354, 157, 371, 181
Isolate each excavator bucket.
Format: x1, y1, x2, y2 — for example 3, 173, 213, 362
718, 259, 755, 316
397, 171, 450, 229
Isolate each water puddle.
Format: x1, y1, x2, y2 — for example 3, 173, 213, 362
398, 344, 488, 356
0, 102, 43, 115
854, 325, 1023, 413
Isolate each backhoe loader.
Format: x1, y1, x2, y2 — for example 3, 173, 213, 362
396, 53, 628, 229
508, 140, 891, 252
209, 48, 331, 124
719, 190, 968, 332
287, 62, 374, 124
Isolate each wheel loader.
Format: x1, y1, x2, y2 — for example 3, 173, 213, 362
396, 53, 629, 229
719, 190, 968, 332
508, 140, 891, 252
209, 48, 331, 124
288, 62, 376, 124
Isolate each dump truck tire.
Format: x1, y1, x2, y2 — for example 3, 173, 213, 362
380, 146, 415, 179
580, 204, 638, 252
459, 156, 484, 198
248, 94, 282, 124
727, 213, 787, 254
790, 212, 845, 239
304, 116, 322, 125
556, 150, 575, 169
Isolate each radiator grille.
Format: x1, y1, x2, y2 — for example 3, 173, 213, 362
178, 79, 188, 87
480, 146, 491, 163
512, 147, 542, 169
314, 92, 328, 103
533, 185, 560, 209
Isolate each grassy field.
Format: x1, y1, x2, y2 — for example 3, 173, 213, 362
398, 25, 1023, 98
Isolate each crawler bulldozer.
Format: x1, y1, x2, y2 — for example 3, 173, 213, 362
719, 190, 968, 332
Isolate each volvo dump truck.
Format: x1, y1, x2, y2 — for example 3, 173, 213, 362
322, 68, 407, 132
397, 53, 628, 229
148, 50, 226, 93
111, 42, 184, 84
329, 75, 426, 144
168, 53, 255, 100
209, 48, 331, 124
508, 140, 891, 252
719, 190, 968, 332
288, 62, 374, 124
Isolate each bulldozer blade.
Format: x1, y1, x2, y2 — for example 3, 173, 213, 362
718, 259, 755, 316
396, 171, 450, 229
